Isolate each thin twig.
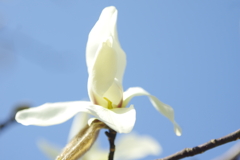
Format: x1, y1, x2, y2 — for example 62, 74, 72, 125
105, 129, 117, 160
0, 105, 29, 133
158, 129, 240, 160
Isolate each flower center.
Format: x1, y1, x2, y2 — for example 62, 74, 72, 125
104, 97, 113, 109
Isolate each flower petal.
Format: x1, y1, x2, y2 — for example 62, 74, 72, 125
88, 105, 136, 133
88, 37, 118, 97
123, 87, 182, 136
86, 6, 126, 83
15, 101, 136, 133
15, 101, 90, 126
92, 78, 123, 108
115, 132, 162, 160
103, 78, 123, 107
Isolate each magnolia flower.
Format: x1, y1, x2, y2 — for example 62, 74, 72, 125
38, 113, 162, 160
15, 6, 181, 135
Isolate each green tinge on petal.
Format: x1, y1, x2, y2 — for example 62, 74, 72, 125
15, 101, 136, 133
103, 78, 123, 107
123, 87, 182, 136
90, 78, 123, 109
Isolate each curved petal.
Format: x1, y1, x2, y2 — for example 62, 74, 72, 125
103, 78, 123, 107
86, 6, 126, 83
112, 36, 126, 84
86, 6, 116, 70
92, 78, 123, 108
115, 132, 161, 160
123, 87, 182, 136
88, 105, 136, 133
15, 101, 90, 126
15, 101, 136, 133
88, 37, 118, 97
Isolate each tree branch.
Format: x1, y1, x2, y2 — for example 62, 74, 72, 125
105, 129, 117, 160
57, 120, 107, 160
158, 129, 240, 160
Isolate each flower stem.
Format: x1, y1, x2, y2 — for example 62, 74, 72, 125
105, 129, 117, 160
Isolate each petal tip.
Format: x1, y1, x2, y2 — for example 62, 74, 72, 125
174, 124, 182, 136
175, 129, 182, 136
103, 6, 117, 13
15, 111, 25, 124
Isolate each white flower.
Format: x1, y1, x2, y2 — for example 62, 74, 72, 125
15, 6, 181, 135
38, 113, 162, 160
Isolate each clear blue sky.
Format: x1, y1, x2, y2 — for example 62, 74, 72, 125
0, 0, 240, 160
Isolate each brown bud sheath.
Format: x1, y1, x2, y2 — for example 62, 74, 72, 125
56, 120, 107, 160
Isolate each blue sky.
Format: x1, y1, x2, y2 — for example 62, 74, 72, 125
0, 0, 240, 160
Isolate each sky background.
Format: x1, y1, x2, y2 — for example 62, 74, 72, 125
0, 0, 240, 160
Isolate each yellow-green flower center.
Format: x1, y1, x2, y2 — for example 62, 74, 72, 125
104, 97, 113, 109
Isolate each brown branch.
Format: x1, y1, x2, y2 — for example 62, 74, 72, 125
158, 129, 240, 160
105, 129, 117, 160
57, 120, 107, 160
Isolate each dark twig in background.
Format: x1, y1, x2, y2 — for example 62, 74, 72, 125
105, 129, 117, 160
158, 129, 240, 160
0, 105, 29, 133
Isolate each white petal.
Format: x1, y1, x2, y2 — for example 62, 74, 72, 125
115, 132, 162, 160
37, 139, 61, 160
86, 6, 117, 71
86, 6, 126, 83
92, 78, 123, 108
103, 78, 123, 107
15, 101, 89, 126
88, 105, 136, 133
15, 101, 136, 133
68, 113, 89, 142
123, 87, 182, 136
88, 37, 118, 97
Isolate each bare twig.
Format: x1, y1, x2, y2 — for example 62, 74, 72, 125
105, 129, 117, 160
158, 129, 240, 160
0, 105, 29, 133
